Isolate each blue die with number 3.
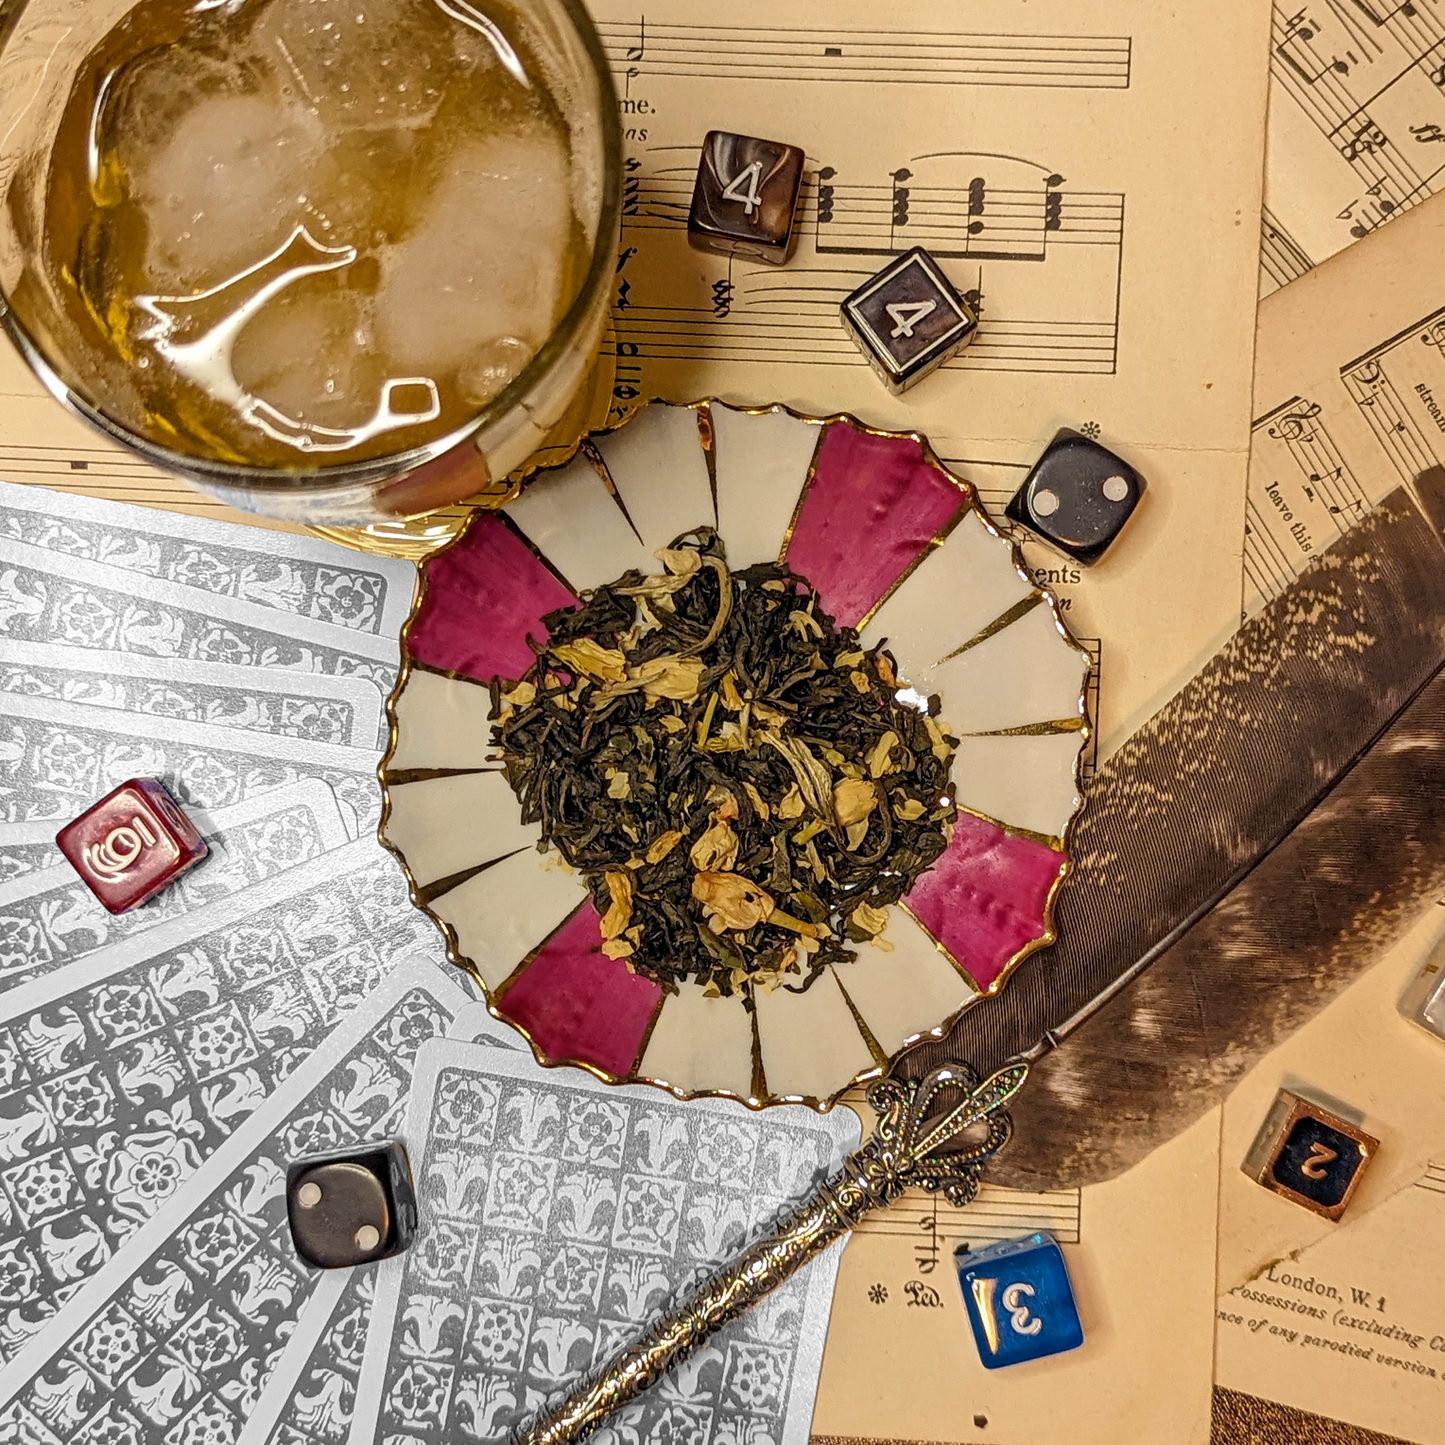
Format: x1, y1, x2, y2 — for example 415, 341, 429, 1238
953, 1232, 1084, 1369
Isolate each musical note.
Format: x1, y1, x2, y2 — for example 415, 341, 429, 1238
816, 165, 836, 226
625, 15, 645, 61
711, 278, 735, 318
967, 177, 985, 236
1411, 122, 1445, 143
1045, 173, 1064, 233
891, 167, 913, 234
1340, 120, 1387, 162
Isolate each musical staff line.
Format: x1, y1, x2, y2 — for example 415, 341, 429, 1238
851, 1184, 1081, 1247
1243, 397, 1369, 616
1267, 0, 1445, 254
598, 20, 1131, 88
1259, 205, 1316, 293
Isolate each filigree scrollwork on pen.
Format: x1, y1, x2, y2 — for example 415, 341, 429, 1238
516, 1061, 1028, 1445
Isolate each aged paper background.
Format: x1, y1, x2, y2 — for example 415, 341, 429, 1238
0, 0, 1337, 1441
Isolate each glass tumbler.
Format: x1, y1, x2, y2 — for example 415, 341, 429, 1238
0, 0, 620, 526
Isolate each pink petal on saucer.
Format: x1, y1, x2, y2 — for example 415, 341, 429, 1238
784, 422, 966, 628
407, 513, 577, 684
496, 901, 662, 1077
904, 812, 1066, 991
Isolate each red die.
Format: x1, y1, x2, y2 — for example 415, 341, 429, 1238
56, 779, 208, 914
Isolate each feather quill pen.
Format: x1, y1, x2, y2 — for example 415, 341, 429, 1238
905, 469, 1445, 1187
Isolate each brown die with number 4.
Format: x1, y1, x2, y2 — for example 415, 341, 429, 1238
688, 130, 805, 264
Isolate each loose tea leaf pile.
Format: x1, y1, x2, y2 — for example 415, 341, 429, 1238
491, 529, 959, 995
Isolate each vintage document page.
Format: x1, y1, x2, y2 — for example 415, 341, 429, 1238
1245, 182, 1445, 620
1259, 0, 1445, 295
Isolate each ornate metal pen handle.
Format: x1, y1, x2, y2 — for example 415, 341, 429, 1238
516, 1061, 1029, 1445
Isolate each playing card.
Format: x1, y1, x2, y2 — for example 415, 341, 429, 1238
0, 532, 400, 687
0, 956, 470, 1441
0, 640, 386, 750
0, 779, 352, 979
0, 482, 415, 644
0, 691, 382, 837
0, 834, 453, 1364
234, 1017, 520, 1445
349, 1043, 859, 1445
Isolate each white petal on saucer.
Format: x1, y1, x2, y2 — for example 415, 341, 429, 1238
932, 603, 1089, 735
950, 733, 1084, 841
752, 969, 877, 1103
592, 404, 715, 552
506, 453, 656, 591
710, 404, 821, 568
858, 509, 1035, 693
388, 669, 497, 772
638, 982, 755, 1099
833, 908, 977, 1056
427, 846, 589, 989
383, 771, 539, 887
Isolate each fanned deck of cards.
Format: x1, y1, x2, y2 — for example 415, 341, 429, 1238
0, 484, 859, 1445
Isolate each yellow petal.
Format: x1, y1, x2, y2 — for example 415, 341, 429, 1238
833, 649, 865, 668
689, 818, 740, 872
851, 900, 889, 936
645, 830, 683, 864
600, 870, 634, 940
850, 671, 872, 695
923, 715, 954, 764
601, 937, 635, 960
833, 776, 878, 828
776, 784, 804, 820
634, 656, 705, 701
552, 638, 627, 684
655, 546, 704, 578
868, 730, 899, 779
893, 796, 927, 822
605, 768, 632, 800
502, 680, 536, 708
691, 871, 774, 931
659, 714, 687, 734
743, 782, 771, 823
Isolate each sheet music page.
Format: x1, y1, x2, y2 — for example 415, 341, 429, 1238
1245, 181, 1445, 618
1259, 0, 1445, 296
589, 0, 1273, 758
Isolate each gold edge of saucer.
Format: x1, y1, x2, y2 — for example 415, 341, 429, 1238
306, 326, 620, 562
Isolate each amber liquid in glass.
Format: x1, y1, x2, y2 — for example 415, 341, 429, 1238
20, 0, 591, 467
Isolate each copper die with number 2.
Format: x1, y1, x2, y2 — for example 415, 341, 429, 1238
688, 130, 805, 264
841, 246, 979, 393
1242, 1088, 1378, 1221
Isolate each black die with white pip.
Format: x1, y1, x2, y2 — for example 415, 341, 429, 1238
840, 246, 979, 394
688, 130, 806, 264
1005, 429, 1146, 565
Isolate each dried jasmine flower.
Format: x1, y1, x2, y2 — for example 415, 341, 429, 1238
493, 529, 958, 995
